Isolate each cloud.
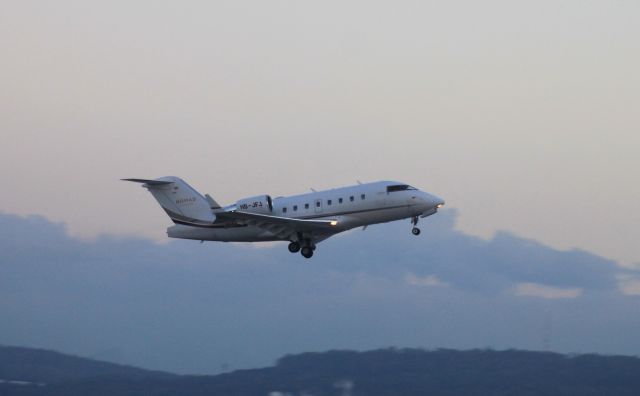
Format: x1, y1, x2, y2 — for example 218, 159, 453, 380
616, 274, 640, 296
318, 209, 621, 294
406, 274, 448, 287
512, 283, 583, 299
1, 210, 640, 374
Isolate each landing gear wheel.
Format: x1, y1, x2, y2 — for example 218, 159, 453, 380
412, 227, 421, 236
301, 246, 314, 258
288, 242, 301, 253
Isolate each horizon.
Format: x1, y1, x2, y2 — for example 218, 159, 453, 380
4, 344, 640, 376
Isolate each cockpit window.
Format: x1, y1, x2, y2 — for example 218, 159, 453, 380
386, 184, 416, 193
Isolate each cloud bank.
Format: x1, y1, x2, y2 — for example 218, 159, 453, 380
0, 210, 638, 374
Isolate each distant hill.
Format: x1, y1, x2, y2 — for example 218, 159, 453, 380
2, 346, 640, 395
0, 345, 174, 384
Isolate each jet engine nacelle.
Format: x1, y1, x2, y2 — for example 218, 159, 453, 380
235, 195, 273, 214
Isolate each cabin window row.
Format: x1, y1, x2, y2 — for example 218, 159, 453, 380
281, 194, 366, 213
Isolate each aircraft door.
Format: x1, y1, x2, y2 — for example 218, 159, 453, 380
314, 198, 323, 213
376, 191, 387, 206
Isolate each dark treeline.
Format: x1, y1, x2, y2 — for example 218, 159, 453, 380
2, 346, 640, 395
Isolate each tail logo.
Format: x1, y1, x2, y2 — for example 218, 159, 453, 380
176, 197, 197, 205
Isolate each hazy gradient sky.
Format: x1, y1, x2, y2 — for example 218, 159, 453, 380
1, 1, 639, 265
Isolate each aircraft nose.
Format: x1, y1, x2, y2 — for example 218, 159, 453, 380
422, 192, 444, 209
411, 191, 444, 212
433, 195, 445, 209
416, 192, 444, 209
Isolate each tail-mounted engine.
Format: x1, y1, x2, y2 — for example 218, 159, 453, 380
235, 195, 273, 214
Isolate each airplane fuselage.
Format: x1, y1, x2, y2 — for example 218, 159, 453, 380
167, 181, 443, 243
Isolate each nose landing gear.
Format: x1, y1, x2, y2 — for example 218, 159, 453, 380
411, 216, 421, 236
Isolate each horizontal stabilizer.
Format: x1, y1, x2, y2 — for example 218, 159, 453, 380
121, 178, 173, 186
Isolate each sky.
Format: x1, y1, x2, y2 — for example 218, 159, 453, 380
0, 1, 638, 266
1, 0, 639, 373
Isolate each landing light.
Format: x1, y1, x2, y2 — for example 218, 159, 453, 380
436, 203, 444, 209
330, 220, 338, 226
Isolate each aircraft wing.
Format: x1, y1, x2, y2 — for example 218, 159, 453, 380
216, 211, 339, 240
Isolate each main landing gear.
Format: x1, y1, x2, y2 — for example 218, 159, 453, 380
411, 216, 421, 236
288, 242, 301, 253
301, 246, 314, 259
288, 241, 316, 258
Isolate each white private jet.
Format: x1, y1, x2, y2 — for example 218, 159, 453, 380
123, 177, 444, 258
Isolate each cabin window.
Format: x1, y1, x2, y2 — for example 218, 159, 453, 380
386, 184, 417, 193
350, 196, 354, 202
361, 194, 366, 200
327, 199, 332, 205
305, 203, 309, 209
282, 207, 287, 213
339, 198, 343, 204
316, 201, 321, 207
293, 205, 298, 211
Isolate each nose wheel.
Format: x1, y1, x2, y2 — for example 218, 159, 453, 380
411, 216, 421, 236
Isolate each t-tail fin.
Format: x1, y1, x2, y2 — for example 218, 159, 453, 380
122, 177, 216, 225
